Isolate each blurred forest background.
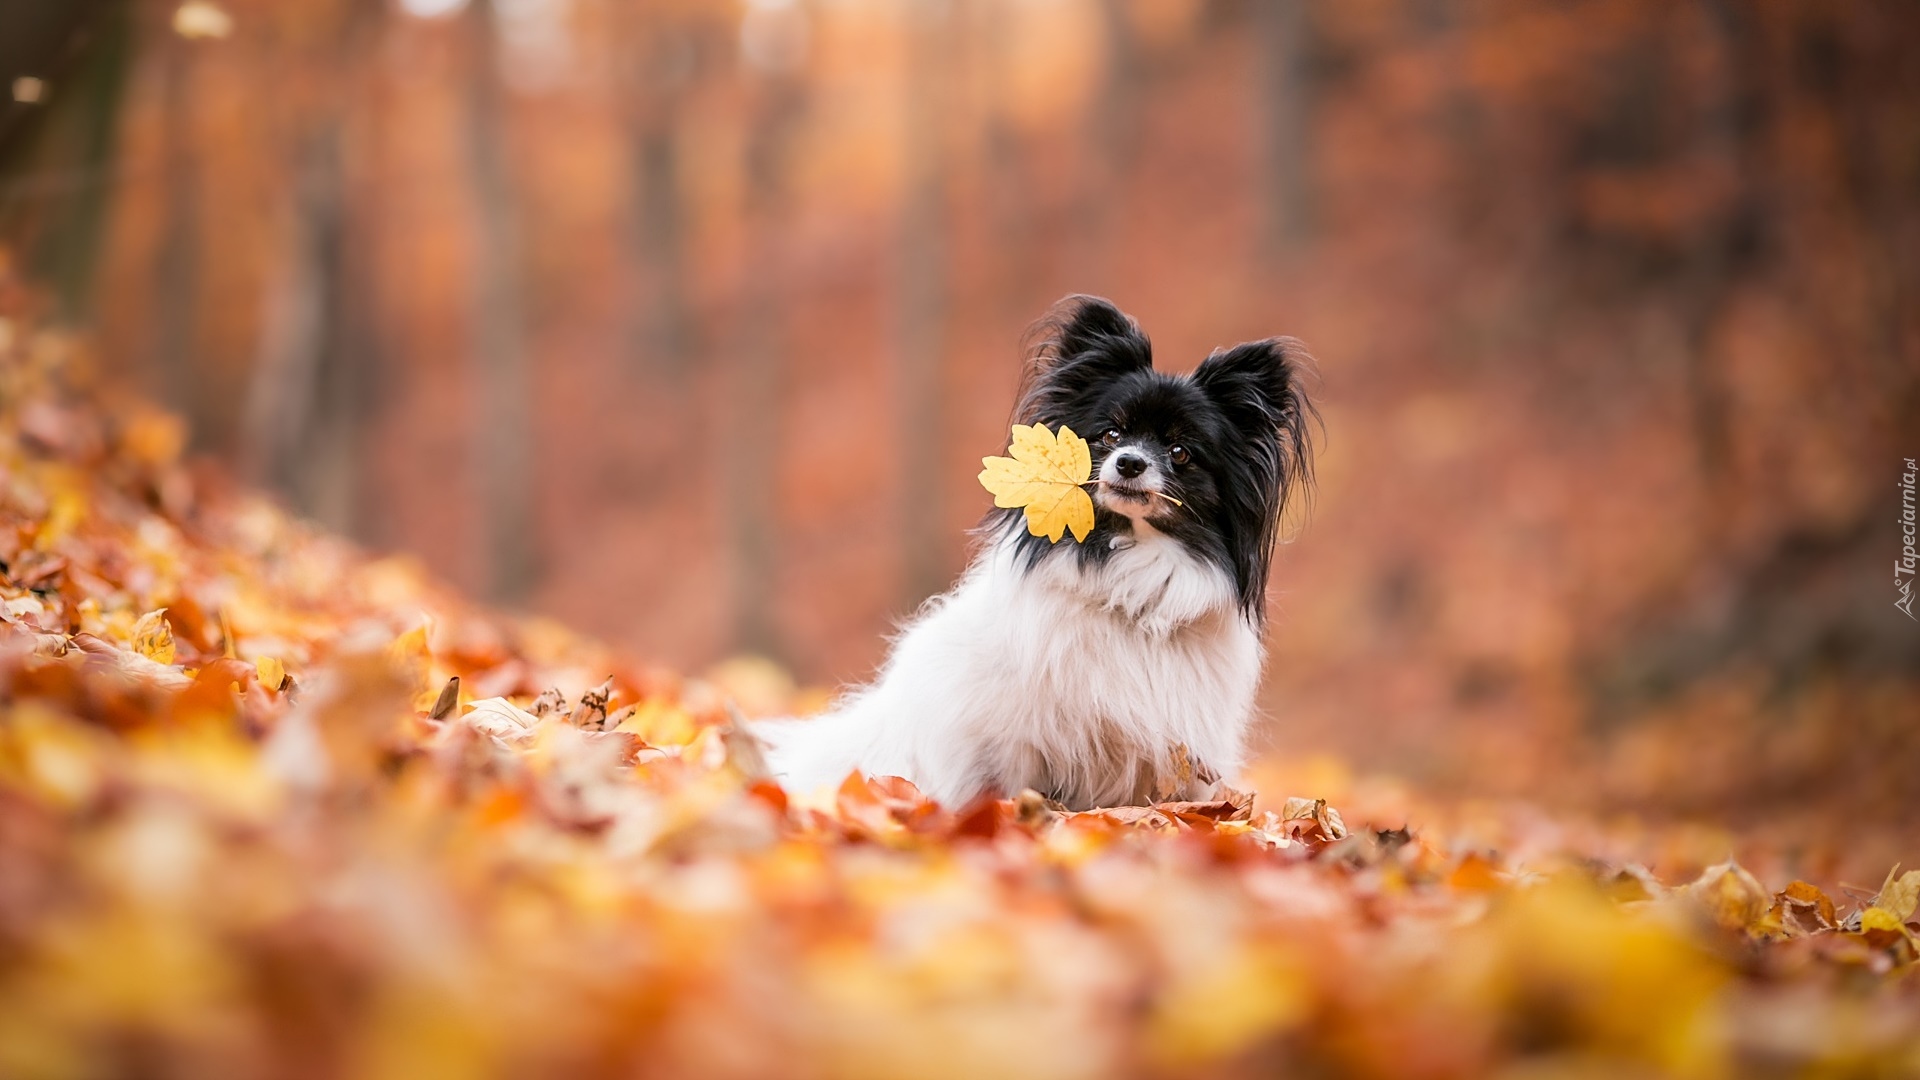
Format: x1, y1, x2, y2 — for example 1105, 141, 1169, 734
2, 0, 1915, 867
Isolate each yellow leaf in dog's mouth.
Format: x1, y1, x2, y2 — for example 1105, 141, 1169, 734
978, 423, 1095, 543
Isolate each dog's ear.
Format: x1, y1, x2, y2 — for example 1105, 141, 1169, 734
1013, 295, 1152, 425
1192, 337, 1318, 510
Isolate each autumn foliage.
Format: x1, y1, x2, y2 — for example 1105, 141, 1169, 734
5, 0, 1901, 862
3, 290, 1917, 1078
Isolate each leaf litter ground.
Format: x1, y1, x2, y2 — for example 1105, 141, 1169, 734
1, 326, 1916, 1079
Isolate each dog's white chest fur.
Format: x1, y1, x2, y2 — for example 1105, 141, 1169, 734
759, 526, 1263, 809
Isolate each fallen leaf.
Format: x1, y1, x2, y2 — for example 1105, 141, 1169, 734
1080, 805, 1178, 830
68, 632, 192, 690
1153, 795, 1253, 822
1686, 861, 1769, 933
571, 677, 613, 730
1145, 944, 1306, 1067
529, 687, 567, 718
1871, 865, 1920, 923
130, 609, 176, 666
118, 406, 186, 468
1771, 881, 1838, 935
464, 697, 541, 742
1012, 788, 1061, 830
427, 675, 461, 720
1278, 796, 1348, 844
10, 551, 67, 589
1856, 907, 1919, 958
720, 706, 772, 780
386, 622, 431, 691
1448, 851, 1504, 892
1603, 864, 1664, 904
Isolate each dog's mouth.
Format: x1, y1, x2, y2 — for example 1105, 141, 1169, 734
1097, 481, 1155, 507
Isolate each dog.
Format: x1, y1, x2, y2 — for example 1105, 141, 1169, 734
758, 295, 1316, 810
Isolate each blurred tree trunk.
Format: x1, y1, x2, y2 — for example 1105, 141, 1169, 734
625, 24, 696, 384
151, 21, 206, 442
247, 0, 385, 537
1256, 0, 1317, 255
896, 0, 952, 608
465, 0, 536, 604
0, 2, 132, 325
1823, 14, 1920, 428
726, 78, 805, 659
1685, 0, 1766, 496
248, 124, 349, 523
976, 6, 1037, 321
1416, 0, 1486, 228
48, 16, 131, 325
633, 119, 693, 379
1077, 0, 1141, 282
1094, 0, 1142, 177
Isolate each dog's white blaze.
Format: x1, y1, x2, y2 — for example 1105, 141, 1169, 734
757, 525, 1261, 810
1092, 449, 1167, 524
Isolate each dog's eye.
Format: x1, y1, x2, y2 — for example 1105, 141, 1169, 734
1100, 429, 1122, 448
1169, 445, 1190, 466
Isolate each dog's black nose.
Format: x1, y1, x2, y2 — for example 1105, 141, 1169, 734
1113, 451, 1147, 478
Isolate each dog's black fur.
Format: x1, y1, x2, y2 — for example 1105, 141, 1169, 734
994, 295, 1318, 624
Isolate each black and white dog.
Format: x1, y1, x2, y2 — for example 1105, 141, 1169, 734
761, 296, 1316, 810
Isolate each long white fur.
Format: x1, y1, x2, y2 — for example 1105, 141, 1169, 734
758, 463, 1263, 809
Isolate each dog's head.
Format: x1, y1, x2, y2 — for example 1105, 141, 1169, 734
1000, 295, 1317, 622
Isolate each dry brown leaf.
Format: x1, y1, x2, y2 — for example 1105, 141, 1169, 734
130, 608, 176, 666
428, 675, 461, 720
1686, 861, 1770, 934
465, 697, 542, 742
1603, 864, 1664, 903
571, 677, 613, 730
1772, 881, 1838, 935
1083, 805, 1178, 829
1012, 788, 1062, 830
1154, 786, 1253, 822
1161, 743, 1198, 800
68, 632, 192, 690
1278, 796, 1347, 844
719, 706, 772, 780
529, 686, 567, 719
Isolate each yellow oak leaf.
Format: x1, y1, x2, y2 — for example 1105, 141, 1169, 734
977, 423, 1094, 543
130, 608, 176, 666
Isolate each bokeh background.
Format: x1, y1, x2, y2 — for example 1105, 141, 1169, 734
3, 0, 1916, 868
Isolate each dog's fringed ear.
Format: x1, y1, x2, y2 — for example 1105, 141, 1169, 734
1192, 337, 1319, 517
1013, 295, 1153, 425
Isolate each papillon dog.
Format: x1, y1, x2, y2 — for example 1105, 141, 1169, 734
759, 295, 1316, 810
